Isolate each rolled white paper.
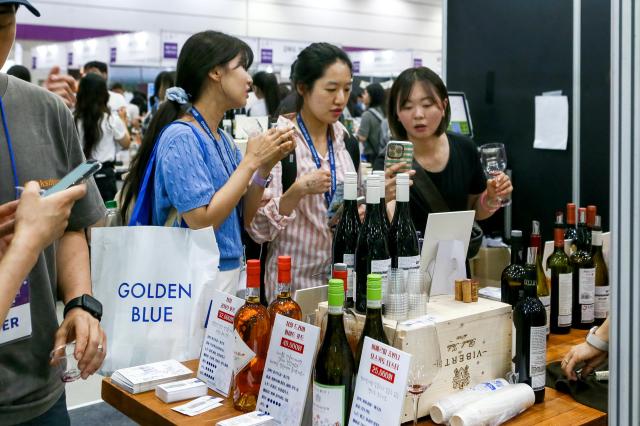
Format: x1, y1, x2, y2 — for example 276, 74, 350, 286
430, 378, 509, 424
449, 384, 535, 426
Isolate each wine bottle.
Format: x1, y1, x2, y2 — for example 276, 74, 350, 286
234, 260, 271, 412
373, 170, 391, 231
529, 221, 550, 335
546, 212, 573, 334
565, 203, 578, 255
332, 263, 359, 354
570, 208, 595, 329
355, 274, 389, 371
332, 171, 361, 308
389, 173, 420, 270
355, 176, 391, 314
513, 247, 547, 404
592, 215, 609, 325
586, 205, 597, 247
313, 279, 356, 425
501, 230, 526, 307
267, 256, 302, 327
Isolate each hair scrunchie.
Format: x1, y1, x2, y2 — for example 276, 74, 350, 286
165, 87, 190, 105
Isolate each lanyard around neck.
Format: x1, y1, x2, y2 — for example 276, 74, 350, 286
296, 114, 336, 207
189, 106, 238, 177
0, 98, 20, 199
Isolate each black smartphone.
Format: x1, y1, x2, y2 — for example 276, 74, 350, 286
44, 160, 102, 197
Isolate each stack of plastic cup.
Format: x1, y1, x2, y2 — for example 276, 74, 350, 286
407, 269, 429, 319
385, 268, 408, 320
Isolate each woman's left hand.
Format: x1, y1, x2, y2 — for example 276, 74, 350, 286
246, 127, 296, 176
486, 172, 513, 205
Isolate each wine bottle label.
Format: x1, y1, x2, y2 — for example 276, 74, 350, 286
592, 231, 603, 246
595, 286, 610, 319
398, 255, 420, 270
529, 326, 546, 391
539, 296, 551, 335
313, 382, 346, 425
558, 273, 573, 326
233, 330, 256, 375
371, 258, 391, 301
581, 304, 595, 323
343, 254, 355, 300
578, 268, 596, 304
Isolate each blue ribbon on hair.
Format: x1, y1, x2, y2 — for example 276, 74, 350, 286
165, 87, 190, 105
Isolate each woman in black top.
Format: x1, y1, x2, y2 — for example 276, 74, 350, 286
383, 67, 512, 234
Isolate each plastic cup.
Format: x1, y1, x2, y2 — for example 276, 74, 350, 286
386, 268, 408, 321
50, 342, 81, 382
407, 269, 430, 319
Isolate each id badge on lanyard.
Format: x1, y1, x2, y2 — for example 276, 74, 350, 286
0, 280, 32, 346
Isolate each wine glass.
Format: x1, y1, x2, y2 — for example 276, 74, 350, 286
479, 143, 511, 207
393, 320, 442, 425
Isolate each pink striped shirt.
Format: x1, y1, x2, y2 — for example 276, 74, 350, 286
247, 115, 357, 301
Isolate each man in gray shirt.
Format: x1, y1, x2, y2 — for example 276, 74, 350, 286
0, 2, 107, 424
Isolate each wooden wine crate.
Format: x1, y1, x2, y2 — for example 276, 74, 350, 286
316, 295, 512, 422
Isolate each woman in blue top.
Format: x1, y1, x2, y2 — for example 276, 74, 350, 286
121, 31, 295, 297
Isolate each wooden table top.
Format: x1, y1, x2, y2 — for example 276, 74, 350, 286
102, 329, 607, 425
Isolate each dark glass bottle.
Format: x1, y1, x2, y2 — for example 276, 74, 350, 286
570, 208, 595, 329
313, 279, 356, 425
355, 274, 388, 371
355, 176, 391, 314
332, 171, 361, 308
388, 173, 420, 270
530, 221, 550, 335
565, 203, 578, 255
501, 230, 526, 307
547, 212, 573, 334
513, 247, 547, 404
592, 216, 609, 325
373, 171, 391, 233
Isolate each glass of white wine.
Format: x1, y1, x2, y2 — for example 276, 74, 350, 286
479, 142, 511, 207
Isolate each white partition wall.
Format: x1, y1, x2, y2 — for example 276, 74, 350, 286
609, 0, 640, 424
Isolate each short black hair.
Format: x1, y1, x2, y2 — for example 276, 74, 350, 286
7, 65, 31, 82
84, 61, 108, 75
387, 67, 450, 139
110, 82, 124, 91
291, 42, 352, 112
366, 82, 385, 111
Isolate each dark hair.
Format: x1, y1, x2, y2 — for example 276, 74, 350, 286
121, 31, 254, 221
130, 91, 148, 115
84, 61, 108, 76
110, 82, 124, 92
74, 73, 110, 159
347, 87, 363, 118
7, 65, 31, 82
252, 71, 280, 117
366, 82, 385, 112
291, 43, 352, 112
387, 67, 450, 139
153, 71, 176, 103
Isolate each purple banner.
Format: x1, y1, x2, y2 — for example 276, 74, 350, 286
110, 47, 117, 64
12, 281, 29, 307
163, 42, 178, 59
413, 58, 423, 67
67, 52, 73, 67
260, 48, 273, 64
31, 56, 36, 70
17, 24, 125, 42
353, 61, 360, 74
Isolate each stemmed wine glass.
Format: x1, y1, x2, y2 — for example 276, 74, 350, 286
393, 320, 442, 425
479, 143, 511, 207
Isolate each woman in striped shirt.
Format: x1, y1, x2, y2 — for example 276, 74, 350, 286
247, 43, 356, 301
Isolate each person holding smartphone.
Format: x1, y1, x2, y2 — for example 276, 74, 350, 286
246, 43, 358, 301
120, 31, 295, 297
381, 67, 513, 233
0, 3, 107, 424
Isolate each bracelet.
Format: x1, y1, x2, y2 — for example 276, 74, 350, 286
480, 191, 499, 213
252, 171, 273, 188
586, 326, 609, 352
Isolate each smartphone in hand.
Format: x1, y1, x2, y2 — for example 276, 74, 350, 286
44, 160, 102, 197
384, 141, 413, 175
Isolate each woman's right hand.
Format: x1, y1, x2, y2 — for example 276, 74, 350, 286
384, 162, 416, 202
245, 127, 296, 175
13, 181, 87, 252
295, 170, 332, 195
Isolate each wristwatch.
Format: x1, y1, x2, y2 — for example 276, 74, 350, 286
252, 171, 273, 188
64, 294, 103, 322
586, 326, 609, 352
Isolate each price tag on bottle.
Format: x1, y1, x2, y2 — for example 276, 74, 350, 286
197, 290, 244, 397
349, 337, 412, 426
256, 314, 320, 425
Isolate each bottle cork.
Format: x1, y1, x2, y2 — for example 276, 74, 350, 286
462, 280, 472, 303
471, 279, 479, 302
455, 279, 464, 301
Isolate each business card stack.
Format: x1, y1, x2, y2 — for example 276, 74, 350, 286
111, 359, 193, 394
155, 378, 208, 403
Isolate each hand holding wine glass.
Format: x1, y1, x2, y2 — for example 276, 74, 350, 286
479, 143, 512, 207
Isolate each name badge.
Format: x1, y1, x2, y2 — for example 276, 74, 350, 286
0, 280, 32, 346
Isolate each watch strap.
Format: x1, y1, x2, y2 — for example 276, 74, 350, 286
586, 326, 609, 352
252, 171, 272, 188
63, 295, 102, 321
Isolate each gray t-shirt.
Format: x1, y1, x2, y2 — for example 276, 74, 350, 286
0, 74, 105, 424
357, 106, 384, 157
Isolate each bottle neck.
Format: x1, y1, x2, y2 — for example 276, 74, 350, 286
344, 181, 357, 201
523, 275, 538, 298
511, 240, 522, 264
394, 200, 411, 218
592, 230, 603, 250
553, 227, 564, 249
246, 286, 261, 303
276, 280, 292, 299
